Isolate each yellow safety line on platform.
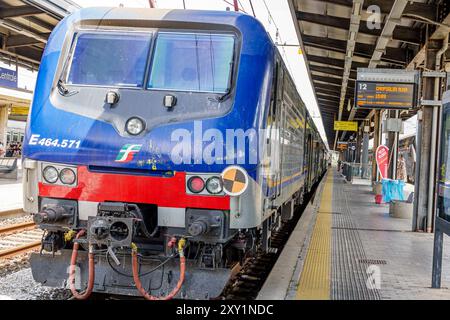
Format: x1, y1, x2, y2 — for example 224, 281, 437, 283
296, 171, 333, 300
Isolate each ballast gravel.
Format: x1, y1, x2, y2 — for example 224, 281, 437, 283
0, 268, 71, 300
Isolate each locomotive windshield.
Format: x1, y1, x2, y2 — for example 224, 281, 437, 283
66, 32, 152, 87
148, 33, 235, 93
65, 31, 235, 93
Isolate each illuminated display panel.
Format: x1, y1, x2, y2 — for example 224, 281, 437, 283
355, 81, 417, 109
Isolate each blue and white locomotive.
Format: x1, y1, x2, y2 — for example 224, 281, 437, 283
22, 8, 327, 299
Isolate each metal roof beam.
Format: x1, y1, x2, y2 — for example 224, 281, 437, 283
403, 3, 437, 22
313, 80, 355, 91
21, 0, 80, 20
318, 100, 340, 108
407, 13, 450, 70
312, 74, 344, 86
318, 96, 340, 104
310, 64, 357, 79
0, 19, 48, 43
5, 33, 50, 48
13, 45, 43, 62
0, 47, 40, 67
0, 5, 43, 18
297, 11, 421, 45
302, 34, 408, 64
369, 0, 409, 68
314, 81, 354, 93
313, 0, 392, 13
24, 16, 55, 32
333, 0, 364, 150
316, 90, 339, 101
318, 107, 339, 113
313, 0, 436, 19
315, 85, 342, 94
307, 54, 346, 69
317, 90, 353, 100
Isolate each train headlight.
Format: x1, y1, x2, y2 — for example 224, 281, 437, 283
126, 117, 145, 135
187, 176, 205, 193
206, 176, 223, 194
43, 166, 58, 184
60, 168, 76, 185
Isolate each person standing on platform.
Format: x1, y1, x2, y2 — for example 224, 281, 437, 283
397, 154, 407, 182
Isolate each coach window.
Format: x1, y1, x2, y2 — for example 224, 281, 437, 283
66, 32, 152, 87
148, 32, 235, 93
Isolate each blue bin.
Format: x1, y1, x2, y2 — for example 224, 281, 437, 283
382, 179, 405, 203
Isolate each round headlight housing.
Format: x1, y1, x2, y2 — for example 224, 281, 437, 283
43, 166, 58, 184
126, 117, 145, 135
206, 176, 223, 194
60, 168, 76, 185
187, 176, 205, 193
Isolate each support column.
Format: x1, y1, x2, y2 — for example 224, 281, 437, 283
415, 40, 440, 232
361, 124, 369, 179
387, 110, 400, 180
356, 130, 362, 162
372, 110, 381, 182
412, 110, 422, 231
0, 105, 8, 147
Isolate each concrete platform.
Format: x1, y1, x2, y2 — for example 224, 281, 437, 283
0, 173, 22, 213
258, 169, 450, 300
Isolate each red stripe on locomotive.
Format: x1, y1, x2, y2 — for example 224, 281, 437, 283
38, 166, 230, 210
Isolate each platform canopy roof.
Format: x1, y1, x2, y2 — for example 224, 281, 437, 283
289, 0, 450, 149
0, 0, 80, 70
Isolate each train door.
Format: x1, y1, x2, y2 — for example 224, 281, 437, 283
273, 60, 284, 199
309, 135, 315, 188
264, 58, 283, 201
304, 128, 313, 191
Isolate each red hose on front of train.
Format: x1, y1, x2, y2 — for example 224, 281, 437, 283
69, 230, 95, 300
131, 238, 186, 300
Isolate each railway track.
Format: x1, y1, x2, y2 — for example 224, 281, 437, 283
0, 221, 42, 259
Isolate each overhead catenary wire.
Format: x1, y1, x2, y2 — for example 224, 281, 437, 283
248, 0, 256, 18
259, 0, 326, 143
258, 0, 296, 84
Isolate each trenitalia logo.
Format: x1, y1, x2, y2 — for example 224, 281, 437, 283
115, 144, 142, 163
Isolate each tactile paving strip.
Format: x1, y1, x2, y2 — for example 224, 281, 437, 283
296, 171, 333, 299
331, 173, 381, 300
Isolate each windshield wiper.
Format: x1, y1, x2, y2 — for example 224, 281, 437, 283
57, 79, 78, 97
218, 90, 232, 102
208, 89, 232, 103
209, 60, 234, 102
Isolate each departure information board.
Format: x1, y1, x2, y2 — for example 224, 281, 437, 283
355, 81, 417, 109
